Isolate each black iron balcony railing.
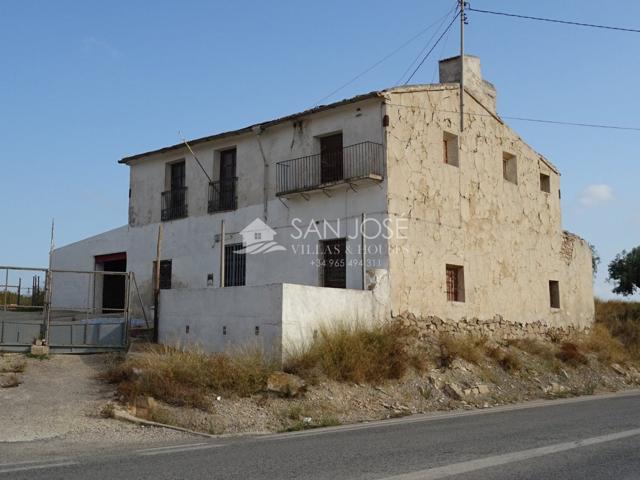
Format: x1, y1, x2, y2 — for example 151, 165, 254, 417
276, 141, 384, 196
208, 178, 238, 213
161, 186, 188, 221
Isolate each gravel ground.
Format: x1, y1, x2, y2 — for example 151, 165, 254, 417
0, 353, 191, 444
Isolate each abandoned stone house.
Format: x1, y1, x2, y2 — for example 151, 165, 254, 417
51, 55, 594, 355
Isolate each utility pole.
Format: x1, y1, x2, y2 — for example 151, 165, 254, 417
459, 0, 466, 132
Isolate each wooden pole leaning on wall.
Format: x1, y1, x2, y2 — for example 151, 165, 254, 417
153, 224, 163, 343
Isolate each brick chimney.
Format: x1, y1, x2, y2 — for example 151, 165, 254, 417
439, 55, 497, 113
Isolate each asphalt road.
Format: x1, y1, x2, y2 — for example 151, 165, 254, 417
2, 391, 640, 480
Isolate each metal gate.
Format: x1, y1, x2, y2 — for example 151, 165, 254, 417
0, 266, 148, 353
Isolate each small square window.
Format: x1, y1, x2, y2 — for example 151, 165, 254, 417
549, 281, 560, 309
503, 152, 517, 184
443, 132, 459, 167
254, 232, 262, 240
446, 264, 465, 302
540, 173, 551, 193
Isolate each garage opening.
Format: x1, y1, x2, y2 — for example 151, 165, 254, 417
95, 253, 127, 313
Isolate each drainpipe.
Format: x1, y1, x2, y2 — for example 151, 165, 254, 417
252, 125, 269, 221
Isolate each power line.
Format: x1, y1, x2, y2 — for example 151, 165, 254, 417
404, 10, 461, 85
397, 3, 459, 85
387, 103, 640, 131
312, 9, 458, 106
468, 6, 640, 33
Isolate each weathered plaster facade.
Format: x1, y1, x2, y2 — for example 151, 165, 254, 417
52, 55, 594, 354
383, 57, 593, 328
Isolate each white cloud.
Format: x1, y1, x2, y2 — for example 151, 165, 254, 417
579, 184, 614, 207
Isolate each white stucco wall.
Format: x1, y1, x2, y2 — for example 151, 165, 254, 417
281, 269, 390, 352
50, 225, 129, 311
157, 278, 390, 359
159, 284, 283, 356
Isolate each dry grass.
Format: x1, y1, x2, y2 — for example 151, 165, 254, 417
438, 334, 487, 367
580, 324, 628, 365
285, 321, 420, 385
102, 344, 277, 410
595, 299, 640, 359
0, 360, 26, 374
556, 342, 588, 367
487, 347, 522, 372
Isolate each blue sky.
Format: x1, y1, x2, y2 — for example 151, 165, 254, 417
0, 0, 638, 299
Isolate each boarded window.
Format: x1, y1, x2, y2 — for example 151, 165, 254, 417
224, 243, 246, 287
549, 281, 560, 309
446, 265, 465, 302
152, 259, 172, 290
540, 173, 551, 193
503, 152, 517, 184
443, 132, 459, 167
320, 238, 347, 288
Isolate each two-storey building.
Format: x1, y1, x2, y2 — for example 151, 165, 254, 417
52, 56, 594, 356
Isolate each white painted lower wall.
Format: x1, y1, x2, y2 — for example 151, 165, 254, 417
158, 274, 390, 360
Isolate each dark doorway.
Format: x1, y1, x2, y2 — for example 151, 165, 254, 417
320, 133, 343, 184
170, 161, 185, 190
95, 253, 127, 313
321, 238, 346, 288
219, 149, 237, 210
168, 161, 187, 219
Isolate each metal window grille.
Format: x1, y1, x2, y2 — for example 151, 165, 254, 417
208, 178, 238, 213
224, 244, 246, 287
446, 265, 464, 302
156, 260, 172, 290
161, 186, 188, 221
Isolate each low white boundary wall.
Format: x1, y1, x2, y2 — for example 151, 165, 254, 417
159, 273, 390, 360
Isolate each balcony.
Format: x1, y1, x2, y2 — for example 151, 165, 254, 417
161, 187, 188, 221
208, 178, 238, 213
276, 141, 384, 197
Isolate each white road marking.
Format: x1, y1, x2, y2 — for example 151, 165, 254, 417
136, 442, 208, 453
380, 427, 640, 479
137, 443, 221, 456
0, 461, 77, 474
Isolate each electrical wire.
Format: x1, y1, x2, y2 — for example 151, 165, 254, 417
468, 6, 640, 33
387, 103, 640, 132
397, 2, 459, 85
403, 11, 461, 85
312, 8, 460, 107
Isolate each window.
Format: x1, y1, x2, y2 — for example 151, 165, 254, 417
320, 238, 347, 288
162, 161, 188, 221
540, 173, 551, 193
446, 265, 465, 302
224, 243, 246, 287
502, 152, 517, 184
443, 132, 459, 167
152, 259, 172, 290
549, 281, 560, 309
